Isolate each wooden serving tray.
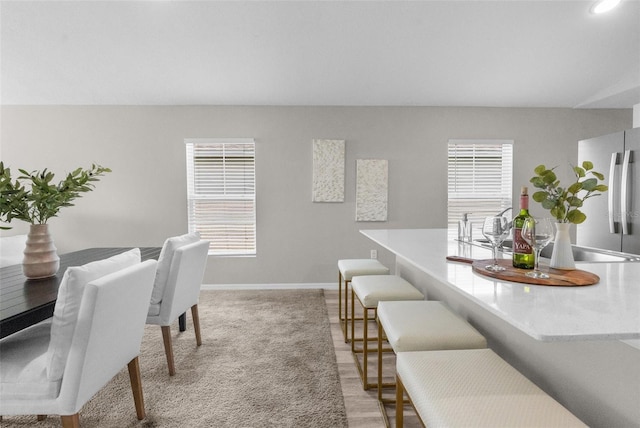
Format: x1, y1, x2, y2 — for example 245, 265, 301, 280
445, 256, 599, 286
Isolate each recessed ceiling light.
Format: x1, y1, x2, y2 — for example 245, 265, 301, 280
591, 0, 622, 14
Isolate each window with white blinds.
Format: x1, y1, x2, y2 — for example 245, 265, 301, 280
447, 140, 513, 234
185, 138, 256, 256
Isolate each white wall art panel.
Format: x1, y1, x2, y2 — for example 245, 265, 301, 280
355, 159, 388, 221
312, 139, 345, 202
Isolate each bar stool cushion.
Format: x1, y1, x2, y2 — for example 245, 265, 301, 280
397, 349, 586, 427
378, 301, 486, 352
338, 259, 389, 281
352, 275, 423, 308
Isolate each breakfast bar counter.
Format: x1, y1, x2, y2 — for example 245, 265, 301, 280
361, 228, 640, 428
361, 228, 640, 341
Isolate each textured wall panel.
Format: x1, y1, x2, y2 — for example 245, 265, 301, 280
312, 139, 345, 202
355, 159, 388, 221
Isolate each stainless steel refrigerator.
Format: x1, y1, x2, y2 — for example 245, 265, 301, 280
577, 128, 640, 255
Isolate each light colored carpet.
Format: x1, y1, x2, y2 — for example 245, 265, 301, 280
3, 289, 348, 428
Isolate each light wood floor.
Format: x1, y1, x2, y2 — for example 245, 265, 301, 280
324, 289, 422, 428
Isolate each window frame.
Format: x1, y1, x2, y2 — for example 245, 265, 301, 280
185, 138, 256, 256
447, 139, 513, 237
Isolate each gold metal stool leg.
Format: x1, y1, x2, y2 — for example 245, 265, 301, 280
339, 272, 357, 343
348, 281, 367, 346
339, 271, 344, 339
344, 277, 351, 343
339, 271, 365, 344
396, 374, 405, 428
337, 270, 351, 343
377, 317, 409, 427
351, 289, 393, 390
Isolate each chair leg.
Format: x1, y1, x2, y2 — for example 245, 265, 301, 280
344, 278, 350, 343
338, 272, 351, 343
378, 319, 384, 401
351, 287, 356, 352
191, 304, 202, 346
161, 325, 176, 376
338, 271, 342, 333
396, 374, 404, 428
178, 313, 187, 332
363, 304, 369, 389
127, 357, 146, 420
61, 414, 80, 428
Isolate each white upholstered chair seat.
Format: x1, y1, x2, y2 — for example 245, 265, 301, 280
352, 275, 424, 308
0, 319, 59, 401
376, 301, 487, 425
396, 349, 586, 428
377, 300, 487, 352
338, 259, 389, 280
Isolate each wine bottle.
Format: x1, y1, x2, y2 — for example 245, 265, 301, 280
512, 186, 535, 269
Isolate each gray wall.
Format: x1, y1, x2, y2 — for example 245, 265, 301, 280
0, 106, 631, 284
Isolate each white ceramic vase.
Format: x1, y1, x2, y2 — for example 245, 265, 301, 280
22, 224, 60, 279
550, 222, 575, 270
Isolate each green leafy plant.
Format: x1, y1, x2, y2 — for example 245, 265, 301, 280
0, 162, 111, 229
529, 162, 607, 224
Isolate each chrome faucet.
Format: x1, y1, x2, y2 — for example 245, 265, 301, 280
496, 207, 513, 237
497, 207, 512, 218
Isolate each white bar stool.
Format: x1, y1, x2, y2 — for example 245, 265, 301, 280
337, 259, 389, 343
350, 275, 423, 390
396, 349, 586, 428
376, 300, 487, 426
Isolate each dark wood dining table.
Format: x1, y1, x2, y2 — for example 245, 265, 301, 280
0, 247, 166, 339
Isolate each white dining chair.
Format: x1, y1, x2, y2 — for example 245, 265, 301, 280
0, 249, 157, 427
147, 236, 209, 376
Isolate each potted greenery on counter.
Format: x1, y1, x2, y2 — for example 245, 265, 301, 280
530, 162, 608, 224
0, 162, 111, 278
529, 162, 607, 269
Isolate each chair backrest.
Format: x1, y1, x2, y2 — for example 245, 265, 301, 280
151, 232, 200, 305
157, 240, 209, 325
56, 259, 157, 415
0, 234, 27, 267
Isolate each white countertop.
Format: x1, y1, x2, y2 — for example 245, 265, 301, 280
361, 228, 640, 341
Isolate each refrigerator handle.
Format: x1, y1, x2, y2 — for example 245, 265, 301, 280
620, 150, 632, 235
608, 152, 618, 234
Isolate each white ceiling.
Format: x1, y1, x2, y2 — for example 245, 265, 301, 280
1, 0, 639, 108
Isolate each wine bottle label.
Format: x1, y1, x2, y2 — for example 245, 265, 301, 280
513, 227, 532, 254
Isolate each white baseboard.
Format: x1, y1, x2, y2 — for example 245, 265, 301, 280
201, 282, 336, 291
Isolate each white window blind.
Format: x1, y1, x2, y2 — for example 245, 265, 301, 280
447, 140, 513, 234
185, 138, 256, 256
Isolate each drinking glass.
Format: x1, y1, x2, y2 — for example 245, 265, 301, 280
481, 216, 510, 272
521, 217, 554, 279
